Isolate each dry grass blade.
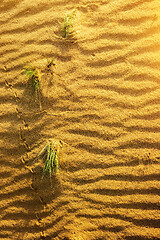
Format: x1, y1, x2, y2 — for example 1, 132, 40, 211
46, 58, 55, 68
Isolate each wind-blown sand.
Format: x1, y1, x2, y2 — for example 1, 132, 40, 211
0, 0, 160, 239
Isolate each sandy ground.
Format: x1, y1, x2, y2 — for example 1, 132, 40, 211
0, 0, 160, 239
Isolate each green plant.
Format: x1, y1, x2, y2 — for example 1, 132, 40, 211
37, 140, 59, 183
61, 12, 75, 38
22, 65, 42, 109
22, 66, 39, 93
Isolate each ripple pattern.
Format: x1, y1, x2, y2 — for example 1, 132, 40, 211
0, 0, 160, 239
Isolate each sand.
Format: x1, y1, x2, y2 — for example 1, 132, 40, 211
0, 0, 160, 239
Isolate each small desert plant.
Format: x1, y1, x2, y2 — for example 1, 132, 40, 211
37, 139, 59, 185
22, 65, 42, 109
61, 11, 75, 38
22, 66, 39, 93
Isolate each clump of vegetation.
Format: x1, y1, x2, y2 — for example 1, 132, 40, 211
61, 11, 75, 38
22, 65, 42, 109
22, 66, 39, 93
37, 139, 60, 185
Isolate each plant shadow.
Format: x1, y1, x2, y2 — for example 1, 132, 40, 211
31, 164, 62, 205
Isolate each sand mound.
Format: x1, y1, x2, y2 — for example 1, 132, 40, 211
0, 0, 160, 239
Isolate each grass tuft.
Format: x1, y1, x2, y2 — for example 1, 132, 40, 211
61, 11, 76, 38
22, 65, 42, 109
22, 66, 39, 92
37, 139, 60, 186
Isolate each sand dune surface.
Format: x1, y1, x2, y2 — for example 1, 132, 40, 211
0, 0, 160, 239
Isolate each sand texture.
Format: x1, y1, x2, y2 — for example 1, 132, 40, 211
0, 0, 160, 239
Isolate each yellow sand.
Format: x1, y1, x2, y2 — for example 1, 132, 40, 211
0, 0, 160, 239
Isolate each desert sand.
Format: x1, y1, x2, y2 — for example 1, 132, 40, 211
0, 0, 160, 239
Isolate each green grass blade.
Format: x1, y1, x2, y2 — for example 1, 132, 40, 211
22, 66, 37, 78
40, 140, 60, 184
37, 143, 49, 158
62, 13, 73, 38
